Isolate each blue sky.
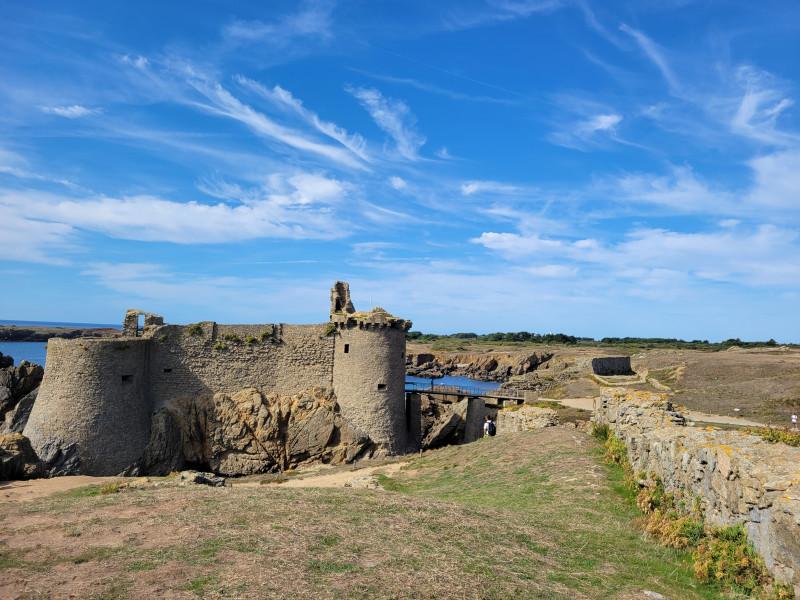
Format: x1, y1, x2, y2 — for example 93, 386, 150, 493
1, 0, 799, 341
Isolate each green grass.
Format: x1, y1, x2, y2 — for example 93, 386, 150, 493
378, 432, 723, 600
1, 429, 728, 599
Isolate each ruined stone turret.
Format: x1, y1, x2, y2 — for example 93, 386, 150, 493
330, 281, 355, 317
330, 286, 412, 455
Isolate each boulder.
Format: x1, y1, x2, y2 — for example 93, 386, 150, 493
0, 433, 43, 480
2, 389, 37, 433
0, 359, 44, 433
176, 470, 226, 487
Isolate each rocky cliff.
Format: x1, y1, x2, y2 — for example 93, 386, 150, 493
407, 351, 552, 381
595, 389, 800, 593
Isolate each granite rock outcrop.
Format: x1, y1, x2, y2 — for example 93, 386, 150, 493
133, 387, 374, 476
0, 356, 43, 434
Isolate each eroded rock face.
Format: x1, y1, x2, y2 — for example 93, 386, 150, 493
138, 387, 373, 476
0, 358, 43, 434
0, 433, 43, 480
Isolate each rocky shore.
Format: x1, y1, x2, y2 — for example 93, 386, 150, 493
0, 325, 118, 342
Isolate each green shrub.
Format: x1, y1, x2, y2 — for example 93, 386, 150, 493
591, 423, 609, 441
693, 525, 771, 595
212, 342, 227, 352
260, 330, 273, 342
746, 427, 800, 448
245, 335, 258, 345
187, 324, 203, 336
603, 433, 628, 466
322, 322, 337, 337
222, 333, 241, 343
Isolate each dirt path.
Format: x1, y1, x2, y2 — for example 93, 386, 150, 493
0, 475, 126, 502
542, 396, 764, 427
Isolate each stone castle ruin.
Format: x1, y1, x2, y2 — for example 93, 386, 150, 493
22, 282, 412, 476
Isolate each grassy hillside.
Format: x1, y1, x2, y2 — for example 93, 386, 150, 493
0, 429, 721, 599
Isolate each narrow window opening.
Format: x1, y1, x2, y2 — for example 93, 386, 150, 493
121, 374, 133, 383
377, 383, 386, 391
163, 368, 172, 373
136, 314, 144, 337
343, 344, 350, 354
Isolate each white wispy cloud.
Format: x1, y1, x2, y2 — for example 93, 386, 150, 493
40, 104, 100, 118
443, 0, 563, 30
549, 112, 624, 149
460, 180, 523, 196
222, 1, 334, 45
235, 76, 369, 161
350, 69, 516, 105
730, 66, 797, 145
473, 224, 800, 287
0, 173, 349, 251
178, 70, 367, 170
388, 176, 407, 190
619, 23, 680, 93
346, 86, 426, 161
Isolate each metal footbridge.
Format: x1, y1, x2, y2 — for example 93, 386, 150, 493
404, 381, 525, 408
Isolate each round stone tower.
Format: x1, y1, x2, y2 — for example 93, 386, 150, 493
23, 337, 152, 475
330, 282, 411, 454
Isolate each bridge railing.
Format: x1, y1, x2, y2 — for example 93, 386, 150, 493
404, 380, 523, 399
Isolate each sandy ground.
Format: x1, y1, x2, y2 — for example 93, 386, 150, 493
0, 475, 127, 502
232, 461, 408, 489
0, 462, 410, 504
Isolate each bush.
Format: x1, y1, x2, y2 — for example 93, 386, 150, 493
212, 342, 227, 352
222, 333, 241, 343
260, 330, 273, 342
603, 434, 628, 466
693, 525, 771, 595
187, 324, 203, 336
746, 427, 800, 448
591, 423, 609, 441
245, 336, 258, 345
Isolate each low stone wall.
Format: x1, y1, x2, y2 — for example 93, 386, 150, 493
496, 405, 558, 433
594, 390, 800, 592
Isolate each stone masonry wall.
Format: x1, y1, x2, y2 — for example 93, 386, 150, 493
594, 389, 800, 592
148, 322, 334, 411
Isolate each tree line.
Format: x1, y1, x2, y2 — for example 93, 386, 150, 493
405, 331, 786, 349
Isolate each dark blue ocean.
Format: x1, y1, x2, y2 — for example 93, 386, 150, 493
0, 320, 120, 366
